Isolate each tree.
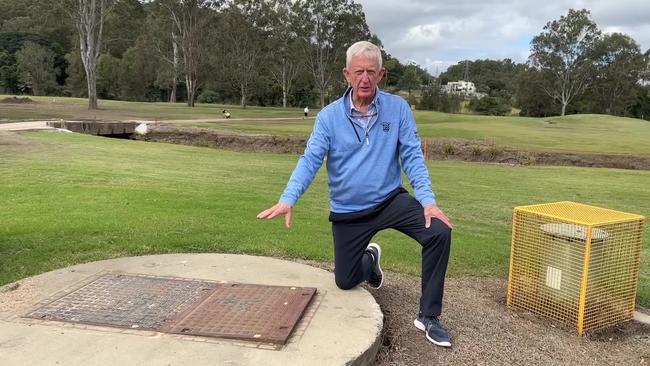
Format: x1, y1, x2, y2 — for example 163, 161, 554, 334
0, 49, 17, 93
268, 0, 301, 108
63, 50, 87, 97
630, 85, 650, 120
102, 0, 146, 57
160, 0, 214, 107
294, 0, 370, 107
96, 53, 121, 99
145, 1, 182, 103
419, 83, 462, 113
59, 0, 115, 109
515, 67, 557, 117
441, 59, 524, 97
529, 9, 601, 116
399, 62, 421, 100
220, 1, 265, 108
119, 42, 159, 101
15, 41, 57, 95
383, 54, 404, 90
469, 96, 510, 116
590, 33, 647, 115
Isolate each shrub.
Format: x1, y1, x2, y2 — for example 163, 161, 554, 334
443, 143, 455, 156
486, 145, 503, 159
470, 146, 483, 157
197, 90, 219, 104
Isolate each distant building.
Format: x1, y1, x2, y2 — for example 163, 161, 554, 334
441, 80, 485, 99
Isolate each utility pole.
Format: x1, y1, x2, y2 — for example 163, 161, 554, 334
463, 60, 470, 81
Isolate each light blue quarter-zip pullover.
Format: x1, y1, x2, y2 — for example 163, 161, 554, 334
279, 87, 436, 213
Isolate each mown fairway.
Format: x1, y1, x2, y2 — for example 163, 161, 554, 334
2, 95, 649, 155
0, 95, 307, 121
1, 132, 648, 305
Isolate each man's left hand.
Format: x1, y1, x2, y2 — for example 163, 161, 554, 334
424, 204, 452, 229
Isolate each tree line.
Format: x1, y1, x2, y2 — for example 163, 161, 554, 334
0, 0, 430, 110
0, 2, 648, 118
429, 9, 650, 118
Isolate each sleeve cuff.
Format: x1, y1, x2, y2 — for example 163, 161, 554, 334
279, 195, 296, 207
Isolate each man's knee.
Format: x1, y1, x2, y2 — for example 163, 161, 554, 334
335, 276, 358, 290
422, 222, 452, 247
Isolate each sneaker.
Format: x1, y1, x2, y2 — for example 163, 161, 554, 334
414, 314, 451, 347
365, 243, 383, 289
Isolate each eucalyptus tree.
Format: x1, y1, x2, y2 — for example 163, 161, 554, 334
102, 0, 146, 57
529, 9, 601, 116
219, 0, 267, 108
160, 0, 216, 107
58, 0, 116, 109
293, 0, 371, 107
267, 0, 301, 108
143, 1, 181, 102
591, 33, 647, 115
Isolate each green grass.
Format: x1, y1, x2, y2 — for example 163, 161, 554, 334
0, 94, 310, 121
1, 132, 648, 306
413, 112, 650, 155
2, 95, 649, 155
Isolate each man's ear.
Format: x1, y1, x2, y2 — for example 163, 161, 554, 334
342, 67, 351, 85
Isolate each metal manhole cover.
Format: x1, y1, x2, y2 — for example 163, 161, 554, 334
24, 273, 217, 330
165, 283, 317, 344
24, 273, 317, 345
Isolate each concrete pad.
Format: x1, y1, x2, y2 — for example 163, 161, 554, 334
0, 254, 383, 366
0, 121, 52, 131
634, 310, 650, 325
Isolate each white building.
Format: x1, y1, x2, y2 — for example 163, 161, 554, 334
441, 80, 484, 99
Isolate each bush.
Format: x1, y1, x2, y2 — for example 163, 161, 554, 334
443, 143, 455, 156
197, 90, 219, 104
485, 145, 503, 159
470, 96, 511, 116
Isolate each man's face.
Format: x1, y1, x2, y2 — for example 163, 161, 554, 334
343, 55, 385, 101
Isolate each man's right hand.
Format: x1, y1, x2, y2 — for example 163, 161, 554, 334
256, 203, 293, 228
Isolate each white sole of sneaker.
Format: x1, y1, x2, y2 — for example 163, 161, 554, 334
367, 242, 383, 289
413, 318, 425, 331
413, 319, 451, 347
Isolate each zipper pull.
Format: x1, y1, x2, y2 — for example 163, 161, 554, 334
365, 133, 369, 145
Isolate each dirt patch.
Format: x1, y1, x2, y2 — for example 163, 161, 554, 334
137, 125, 650, 170
294, 260, 649, 365
371, 273, 649, 365
421, 138, 650, 170
0, 279, 38, 314
139, 125, 306, 154
0, 96, 35, 104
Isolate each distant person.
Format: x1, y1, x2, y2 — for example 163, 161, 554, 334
222, 109, 231, 119
303, 106, 309, 118
257, 41, 453, 347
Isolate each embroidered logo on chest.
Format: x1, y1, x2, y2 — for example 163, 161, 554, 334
382, 122, 391, 132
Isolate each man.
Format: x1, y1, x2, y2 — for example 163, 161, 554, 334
303, 106, 309, 118
257, 41, 453, 347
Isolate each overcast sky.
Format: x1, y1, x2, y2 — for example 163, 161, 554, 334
356, 0, 650, 75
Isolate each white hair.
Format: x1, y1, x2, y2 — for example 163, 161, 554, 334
346, 41, 382, 69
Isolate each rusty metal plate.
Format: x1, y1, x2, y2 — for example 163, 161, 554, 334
24, 273, 217, 330
165, 283, 317, 344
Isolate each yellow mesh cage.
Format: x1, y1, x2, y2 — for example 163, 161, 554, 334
506, 201, 645, 335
